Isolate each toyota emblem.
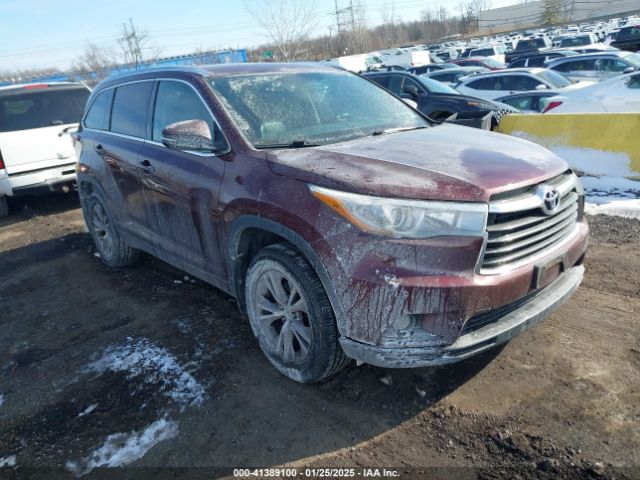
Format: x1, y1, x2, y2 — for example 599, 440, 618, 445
541, 187, 561, 215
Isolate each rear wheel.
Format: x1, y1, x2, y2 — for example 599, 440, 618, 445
0, 196, 8, 218
84, 192, 139, 268
245, 243, 349, 383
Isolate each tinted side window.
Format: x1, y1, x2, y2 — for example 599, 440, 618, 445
401, 78, 422, 94
110, 82, 154, 138
513, 75, 543, 90
598, 58, 629, 72
466, 78, 490, 89
152, 80, 227, 150
367, 75, 389, 89
502, 95, 534, 110
555, 59, 596, 72
510, 58, 526, 67
528, 57, 546, 67
434, 73, 454, 82
386, 75, 403, 95
84, 89, 114, 130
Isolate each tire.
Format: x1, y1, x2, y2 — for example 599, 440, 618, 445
0, 196, 8, 218
83, 192, 139, 268
245, 243, 350, 383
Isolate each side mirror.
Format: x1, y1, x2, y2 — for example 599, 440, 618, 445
535, 83, 548, 90
402, 84, 420, 98
161, 119, 216, 153
623, 66, 635, 74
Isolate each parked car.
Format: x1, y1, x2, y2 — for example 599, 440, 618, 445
546, 51, 640, 82
408, 63, 457, 75
611, 25, 640, 51
0, 82, 91, 217
558, 33, 601, 49
362, 70, 515, 125
506, 37, 553, 64
507, 50, 578, 68
76, 63, 587, 383
455, 68, 587, 100
423, 67, 490, 87
496, 91, 560, 113
452, 57, 506, 70
540, 72, 640, 113
468, 45, 507, 63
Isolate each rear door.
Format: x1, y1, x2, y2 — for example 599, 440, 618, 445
0, 85, 90, 174
83, 81, 154, 243
136, 79, 230, 280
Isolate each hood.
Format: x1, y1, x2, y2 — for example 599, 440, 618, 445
266, 124, 568, 203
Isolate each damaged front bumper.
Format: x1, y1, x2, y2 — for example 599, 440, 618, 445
339, 264, 584, 368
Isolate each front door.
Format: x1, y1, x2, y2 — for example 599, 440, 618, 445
137, 79, 230, 282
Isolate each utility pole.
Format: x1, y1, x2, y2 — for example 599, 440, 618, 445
329, 0, 352, 56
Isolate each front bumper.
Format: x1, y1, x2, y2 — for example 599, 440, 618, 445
339, 264, 584, 368
0, 163, 77, 197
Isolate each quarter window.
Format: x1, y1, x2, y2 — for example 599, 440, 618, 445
84, 89, 113, 130
110, 81, 153, 138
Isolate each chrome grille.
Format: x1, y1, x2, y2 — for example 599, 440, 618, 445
480, 173, 582, 274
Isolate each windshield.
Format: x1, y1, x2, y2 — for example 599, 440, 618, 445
470, 48, 494, 57
618, 26, 640, 40
560, 36, 592, 47
623, 52, 640, 67
209, 70, 428, 148
0, 87, 89, 133
537, 69, 572, 87
516, 38, 546, 51
417, 76, 460, 94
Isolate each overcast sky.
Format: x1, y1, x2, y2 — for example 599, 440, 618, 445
0, 0, 519, 72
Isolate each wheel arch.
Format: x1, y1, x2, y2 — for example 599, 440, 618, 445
227, 215, 347, 334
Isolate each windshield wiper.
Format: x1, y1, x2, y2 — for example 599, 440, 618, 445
371, 126, 427, 136
254, 140, 321, 149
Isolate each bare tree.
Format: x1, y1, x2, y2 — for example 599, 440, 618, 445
72, 42, 116, 77
245, 0, 318, 61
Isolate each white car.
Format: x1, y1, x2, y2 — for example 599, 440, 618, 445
468, 45, 506, 64
0, 82, 90, 217
455, 68, 590, 101
540, 72, 640, 113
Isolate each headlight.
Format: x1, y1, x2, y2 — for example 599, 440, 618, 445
310, 185, 488, 239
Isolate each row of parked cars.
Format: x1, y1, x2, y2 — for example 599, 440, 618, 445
0, 63, 589, 383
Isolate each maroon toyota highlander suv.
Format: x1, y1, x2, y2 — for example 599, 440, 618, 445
75, 63, 588, 383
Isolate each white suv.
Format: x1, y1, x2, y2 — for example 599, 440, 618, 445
0, 82, 90, 217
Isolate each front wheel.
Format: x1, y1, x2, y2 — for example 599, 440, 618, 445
245, 244, 349, 383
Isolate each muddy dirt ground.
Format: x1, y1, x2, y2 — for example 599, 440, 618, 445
0, 193, 638, 479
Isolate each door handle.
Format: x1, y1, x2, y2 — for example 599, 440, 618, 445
138, 159, 155, 174
94, 144, 105, 156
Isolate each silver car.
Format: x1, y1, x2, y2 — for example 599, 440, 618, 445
546, 51, 640, 82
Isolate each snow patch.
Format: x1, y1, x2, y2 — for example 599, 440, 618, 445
0, 455, 16, 467
586, 199, 640, 219
514, 141, 640, 206
86, 338, 207, 411
65, 418, 177, 477
550, 146, 633, 178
